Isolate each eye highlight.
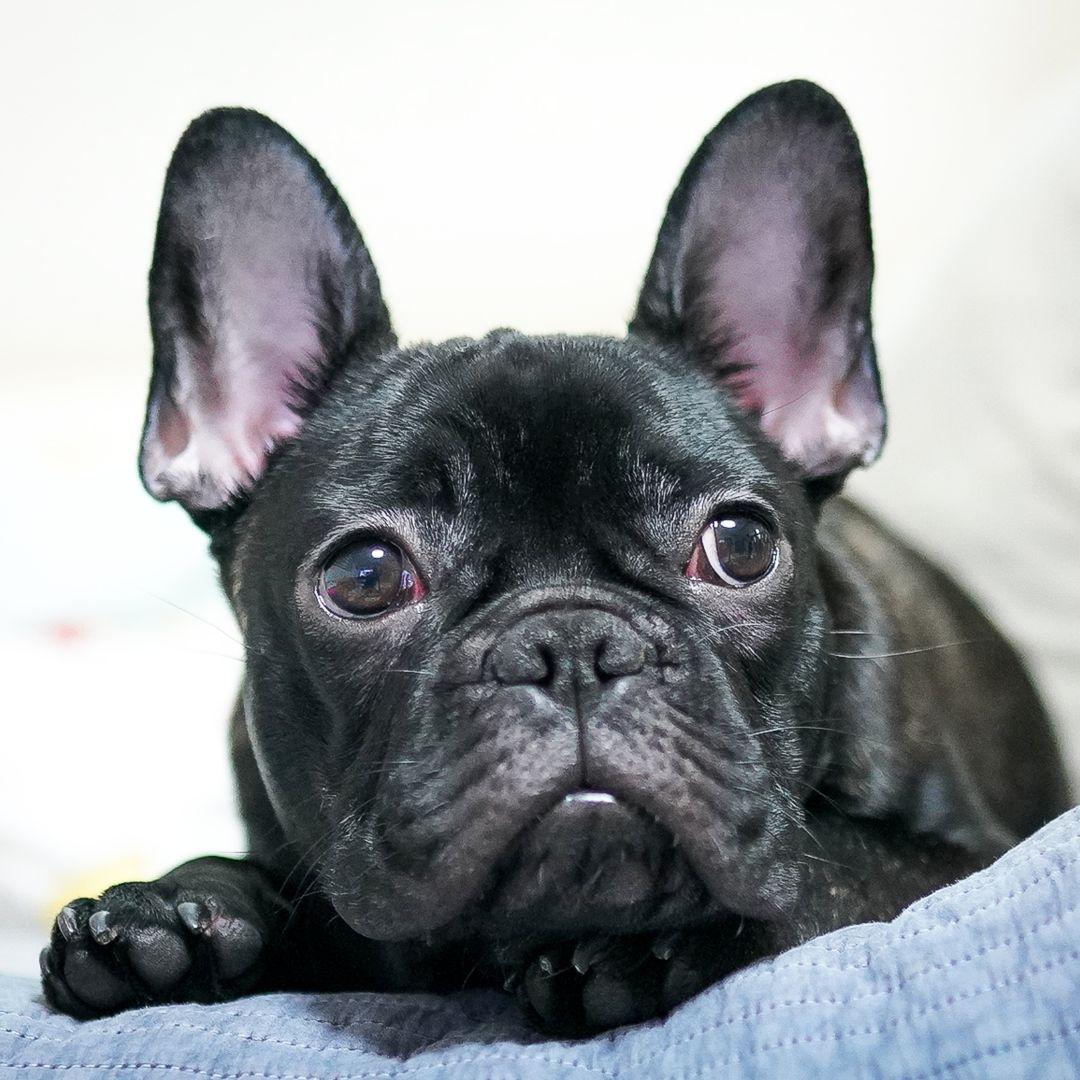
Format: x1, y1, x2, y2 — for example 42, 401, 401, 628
318, 539, 425, 618
686, 512, 778, 587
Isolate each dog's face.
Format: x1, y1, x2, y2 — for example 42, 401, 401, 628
140, 82, 884, 946
230, 334, 830, 942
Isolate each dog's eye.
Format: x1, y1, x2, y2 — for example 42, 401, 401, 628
686, 513, 778, 587
319, 540, 424, 618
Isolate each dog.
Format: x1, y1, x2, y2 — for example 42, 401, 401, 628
41, 80, 1069, 1034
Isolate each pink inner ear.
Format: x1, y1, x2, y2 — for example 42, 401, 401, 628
142, 342, 308, 510
143, 141, 357, 510
731, 322, 884, 478
686, 173, 882, 477
142, 303, 318, 509
756, 348, 884, 477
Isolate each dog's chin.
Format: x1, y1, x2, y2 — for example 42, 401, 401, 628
471, 790, 721, 939
332, 790, 726, 945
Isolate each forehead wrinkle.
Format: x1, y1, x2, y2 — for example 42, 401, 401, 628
408, 435, 482, 522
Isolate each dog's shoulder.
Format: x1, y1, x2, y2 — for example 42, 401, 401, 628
819, 498, 1070, 840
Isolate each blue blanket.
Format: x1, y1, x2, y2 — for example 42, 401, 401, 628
3, 807, 1079, 1078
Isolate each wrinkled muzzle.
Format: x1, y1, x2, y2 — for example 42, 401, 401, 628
327, 595, 806, 941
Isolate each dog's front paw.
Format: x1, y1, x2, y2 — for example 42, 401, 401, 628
515, 923, 760, 1034
515, 935, 661, 1033
41, 876, 273, 1018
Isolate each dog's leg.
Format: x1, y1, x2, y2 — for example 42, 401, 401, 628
41, 856, 290, 1018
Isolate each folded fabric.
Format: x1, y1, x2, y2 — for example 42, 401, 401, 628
2, 807, 1079, 1079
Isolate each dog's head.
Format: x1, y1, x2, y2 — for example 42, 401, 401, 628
140, 82, 884, 944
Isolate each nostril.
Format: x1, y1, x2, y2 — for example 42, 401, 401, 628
535, 645, 557, 688
595, 635, 646, 680
490, 611, 650, 690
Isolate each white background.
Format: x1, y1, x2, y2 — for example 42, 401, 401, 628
2, 0, 1078, 976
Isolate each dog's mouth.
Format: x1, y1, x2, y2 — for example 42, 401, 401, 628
328, 776, 798, 943
473, 789, 718, 938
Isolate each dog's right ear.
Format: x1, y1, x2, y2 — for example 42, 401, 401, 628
140, 108, 393, 516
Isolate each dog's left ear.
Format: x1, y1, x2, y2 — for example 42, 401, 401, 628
631, 80, 884, 483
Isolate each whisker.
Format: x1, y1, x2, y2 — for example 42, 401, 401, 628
789, 777, 846, 814
800, 851, 853, 871
714, 621, 774, 634
140, 587, 282, 665
138, 589, 242, 645
747, 723, 847, 738
759, 387, 816, 416
770, 793, 823, 850
746, 723, 898, 752
828, 638, 982, 660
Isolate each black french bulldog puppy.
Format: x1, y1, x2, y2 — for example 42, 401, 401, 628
42, 81, 1069, 1034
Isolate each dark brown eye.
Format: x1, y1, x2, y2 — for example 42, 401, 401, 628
686, 513, 778, 587
319, 540, 424, 618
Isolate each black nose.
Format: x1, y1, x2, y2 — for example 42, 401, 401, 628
489, 608, 649, 691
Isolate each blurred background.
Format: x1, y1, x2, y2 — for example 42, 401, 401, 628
2, 0, 1078, 976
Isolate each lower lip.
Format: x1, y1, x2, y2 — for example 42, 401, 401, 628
562, 790, 618, 805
